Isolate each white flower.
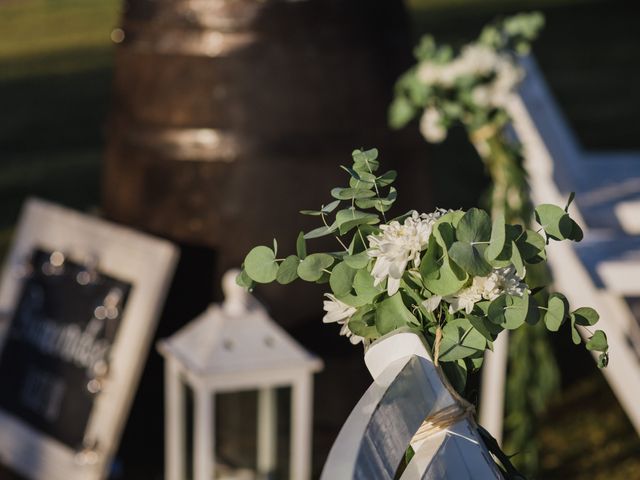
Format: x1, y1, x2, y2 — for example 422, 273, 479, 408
422, 295, 442, 313
445, 265, 528, 314
368, 209, 446, 296
491, 265, 528, 297
419, 107, 447, 143
322, 294, 365, 345
323, 293, 356, 324
458, 44, 499, 77
446, 286, 483, 314
416, 62, 441, 84
471, 85, 492, 107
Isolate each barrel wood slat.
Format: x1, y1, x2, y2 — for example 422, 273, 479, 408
321, 332, 500, 480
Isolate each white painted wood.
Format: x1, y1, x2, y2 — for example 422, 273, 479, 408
0, 198, 178, 480
257, 387, 277, 475
478, 331, 508, 445
160, 270, 322, 480
321, 332, 501, 479
291, 375, 313, 480
505, 75, 640, 435
615, 200, 640, 234
165, 358, 186, 480
194, 388, 214, 480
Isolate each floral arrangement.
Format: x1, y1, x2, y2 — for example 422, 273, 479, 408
389, 12, 544, 223
238, 148, 609, 394
389, 13, 554, 472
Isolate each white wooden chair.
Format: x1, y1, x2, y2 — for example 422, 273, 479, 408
479, 54, 640, 439
321, 332, 502, 480
515, 55, 640, 235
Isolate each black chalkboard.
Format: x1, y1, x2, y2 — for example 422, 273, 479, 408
0, 248, 132, 449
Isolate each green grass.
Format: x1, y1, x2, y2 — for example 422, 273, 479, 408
0, 0, 120, 61
0, 0, 119, 255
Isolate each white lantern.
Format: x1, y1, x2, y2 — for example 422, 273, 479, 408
158, 270, 323, 480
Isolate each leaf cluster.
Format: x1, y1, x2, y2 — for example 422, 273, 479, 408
238, 149, 608, 395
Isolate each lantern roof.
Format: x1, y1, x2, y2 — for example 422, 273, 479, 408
158, 270, 323, 378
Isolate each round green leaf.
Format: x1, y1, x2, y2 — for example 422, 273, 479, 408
456, 208, 491, 243
297, 253, 334, 282
449, 241, 492, 276
586, 330, 608, 352
485, 213, 506, 261
235, 269, 254, 290
535, 204, 583, 242
597, 352, 609, 368
375, 292, 419, 335
488, 293, 530, 329
352, 268, 384, 303
276, 255, 300, 285
572, 307, 599, 326
439, 318, 486, 362
329, 261, 357, 296
343, 251, 370, 269
515, 229, 546, 263
543, 293, 569, 331
244, 246, 278, 283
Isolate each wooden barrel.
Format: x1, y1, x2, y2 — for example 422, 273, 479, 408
104, 1, 432, 476
103, 0, 430, 260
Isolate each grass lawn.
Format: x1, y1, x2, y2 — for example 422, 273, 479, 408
0, 0, 639, 478
0, 0, 119, 244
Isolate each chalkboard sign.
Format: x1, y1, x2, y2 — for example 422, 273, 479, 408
0, 248, 131, 449
0, 198, 178, 480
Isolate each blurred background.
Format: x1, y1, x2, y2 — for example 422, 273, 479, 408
1, 0, 639, 478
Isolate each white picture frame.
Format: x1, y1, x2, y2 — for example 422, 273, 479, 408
0, 198, 179, 480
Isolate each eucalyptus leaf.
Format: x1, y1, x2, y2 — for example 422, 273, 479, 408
467, 314, 502, 341
347, 305, 378, 338
335, 208, 379, 235
543, 293, 569, 331
598, 352, 609, 368
569, 314, 582, 345
488, 293, 530, 329
515, 229, 546, 263
376, 170, 397, 187
375, 292, 419, 335
534, 204, 583, 242
343, 251, 370, 269
421, 238, 468, 296
433, 222, 456, 250
321, 200, 341, 213
456, 208, 492, 243
299, 209, 322, 216
297, 253, 334, 282
244, 246, 279, 283
572, 307, 599, 326
304, 224, 337, 240
485, 213, 506, 261
276, 255, 300, 284
331, 188, 376, 200
296, 231, 307, 259
329, 261, 357, 296
353, 268, 384, 304
235, 269, 254, 290
439, 318, 487, 361
511, 240, 525, 277
449, 241, 492, 276
586, 330, 608, 352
